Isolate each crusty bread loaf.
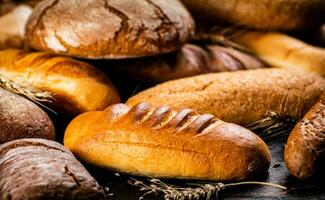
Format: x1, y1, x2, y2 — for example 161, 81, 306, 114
64, 103, 271, 181
232, 31, 325, 77
0, 139, 105, 199
180, 0, 325, 31
0, 87, 55, 144
127, 69, 325, 127
0, 49, 120, 115
0, 5, 32, 50
25, 0, 195, 59
114, 44, 266, 83
285, 93, 325, 180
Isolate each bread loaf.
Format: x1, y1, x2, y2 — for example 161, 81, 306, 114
0, 87, 55, 144
25, 0, 195, 59
113, 44, 266, 83
0, 49, 120, 115
0, 139, 106, 199
180, 0, 325, 31
0, 5, 32, 50
285, 93, 325, 180
232, 31, 325, 77
127, 69, 325, 127
64, 103, 271, 181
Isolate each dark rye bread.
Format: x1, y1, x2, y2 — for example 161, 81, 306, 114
127, 69, 325, 127
0, 139, 106, 199
25, 0, 195, 59
64, 103, 271, 181
0, 88, 55, 144
285, 93, 325, 180
114, 44, 266, 83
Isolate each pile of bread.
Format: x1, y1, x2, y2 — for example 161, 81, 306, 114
0, 0, 325, 199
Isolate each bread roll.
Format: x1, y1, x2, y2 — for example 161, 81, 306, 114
0, 49, 120, 115
113, 44, 266, 83
0, 87, 55, 144
127, 69, 325, 127
285, 93, 325, 180
25, 0, 195, 59
0, 5, 32, 50
64, 103, 271, 181
0, 139, 105, 199
180, 0, 325, 31
232, 31, 325, 77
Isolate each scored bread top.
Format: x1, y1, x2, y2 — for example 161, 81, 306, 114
64, 103, 271, 181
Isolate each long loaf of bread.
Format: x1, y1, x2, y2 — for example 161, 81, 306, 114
0, 49, 120, 115
232, 31, 325, 77
127, 69, 325, 127
64, 103, 271, 181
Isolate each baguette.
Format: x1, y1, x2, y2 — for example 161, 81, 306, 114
114, 44, 266, 83
232, 31, 325, 77
0, 87, 55, 144
25, 0, 195, 59
285, 93, 325, 180
127, 69, 325, 127
0, 139, 105, 199
0, 49, 120, 115
64, 103, 271, 181
180, 0, 325, 31
0, 5, 32, 50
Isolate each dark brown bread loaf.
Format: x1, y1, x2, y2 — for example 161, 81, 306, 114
64, 103, 271, 181
0, 139, 106, 199
25, 0, 195, 59
0, 87, 55, 144
114, 44, 266, 83
285, 94, 325, 180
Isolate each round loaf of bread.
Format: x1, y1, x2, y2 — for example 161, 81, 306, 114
64, 103, 271, 181
0, 139, 106, 199
0, 88, 55, 144
25, 0, 195, 59
127, 69, 325, 127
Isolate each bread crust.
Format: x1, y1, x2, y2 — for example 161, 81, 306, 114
0, 88, 55, 144
64, 103, 271, 181
0, 139, 105, 199
0, 49, 120, 115
25, 0, 195, 59
127, 69, 325, 126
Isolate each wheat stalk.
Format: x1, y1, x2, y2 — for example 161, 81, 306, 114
129, 177, 287, 200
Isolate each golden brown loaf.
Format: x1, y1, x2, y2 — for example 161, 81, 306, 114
114, 44, 266, 83
25, 0, 195, 59
0, 5, 32, 50
0, 87, 55, 144
127, 69, 325, 126
180, 0, 325, 31
285, 93, 325, 180
232, 31, 325, 77
64, 103, 271, 181
0, 49, 120, 115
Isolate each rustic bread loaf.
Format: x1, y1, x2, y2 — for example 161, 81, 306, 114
25, 0, 195, 59
285, 93, 325, 180
0, 139, 106, 199
113, 44, 266, 83
127, 69, 325, 127
0, 87, 55, 144
0, 5, 32, 50
232, 31, 325, 77
0, 49, 120, 115
64, 103, 271, 181
180, 0, 325, 31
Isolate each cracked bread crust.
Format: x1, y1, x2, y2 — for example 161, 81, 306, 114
127, 69, 325, 126
64, 103, 271, 181
0, 139, 105, 200
25, 0, 195, 59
